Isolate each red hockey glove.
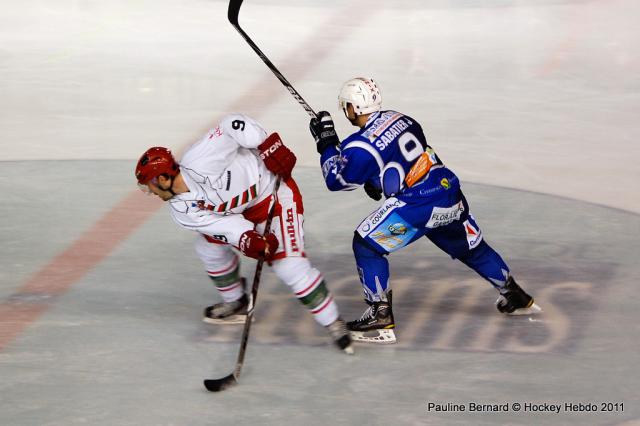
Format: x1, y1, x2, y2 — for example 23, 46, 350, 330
238, 230, 279, 261
258, 133, 297, 179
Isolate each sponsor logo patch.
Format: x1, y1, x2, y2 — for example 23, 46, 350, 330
388, 223, 407, 235
259, 139, 282, 160
366, 213, 417, 252
426, 201, 465, 228
208, 126, 223, 139
321, 155, 339, 179
464, 217, 483, 249
357, 198, 406, 236
285, 208, 299, 252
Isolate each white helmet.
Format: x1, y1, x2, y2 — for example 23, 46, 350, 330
338, 77, 382, 116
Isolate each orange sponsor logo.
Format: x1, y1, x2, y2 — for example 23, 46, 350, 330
405, 152, 434, 187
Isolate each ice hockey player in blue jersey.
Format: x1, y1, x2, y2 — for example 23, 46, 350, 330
309, 77, 541, 344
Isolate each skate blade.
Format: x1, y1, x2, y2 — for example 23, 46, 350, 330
343, 345, 355, 355
349, 328, 397, 344
202, 314, 248, 325
508, 302, 542, 316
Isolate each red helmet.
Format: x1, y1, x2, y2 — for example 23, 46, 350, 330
135, 147, 179, 185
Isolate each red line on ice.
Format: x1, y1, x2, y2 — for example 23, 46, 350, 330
0, 1, 374, 351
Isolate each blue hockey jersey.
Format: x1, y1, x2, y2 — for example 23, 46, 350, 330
320, 110, 460, 200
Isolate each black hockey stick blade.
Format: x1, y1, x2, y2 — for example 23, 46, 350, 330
227, 0, 243, 26
204, 374, 237, 392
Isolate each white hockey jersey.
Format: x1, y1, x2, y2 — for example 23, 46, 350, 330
167, 114, 278, 246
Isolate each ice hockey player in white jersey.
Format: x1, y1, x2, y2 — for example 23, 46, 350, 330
135, 113, 352, 354
309, 78, 541, 344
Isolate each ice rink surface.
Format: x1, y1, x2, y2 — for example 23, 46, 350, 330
1, 0, 639, 425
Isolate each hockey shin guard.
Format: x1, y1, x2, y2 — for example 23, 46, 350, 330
353, 232, 391, 302
459, 240, 511, 291
207, 256, 245, 302
272, 258, 338, 326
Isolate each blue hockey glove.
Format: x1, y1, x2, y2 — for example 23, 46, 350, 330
309, 111, 341, 154
364, 182, 383, 201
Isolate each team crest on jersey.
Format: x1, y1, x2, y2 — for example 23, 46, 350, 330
441, 178, 450, 190
463, 217, 483, 249
193, 200, 214, 211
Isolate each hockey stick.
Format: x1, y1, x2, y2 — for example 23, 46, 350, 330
203, 177, 282, 392
228, 0, 317, 118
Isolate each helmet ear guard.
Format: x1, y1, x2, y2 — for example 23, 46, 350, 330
338, 77, 382, 116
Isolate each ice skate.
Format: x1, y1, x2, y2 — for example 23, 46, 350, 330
496, 277, 542, 315
326, 317, 354, 354
347, 291, 396, 344
203, 293, 249, 324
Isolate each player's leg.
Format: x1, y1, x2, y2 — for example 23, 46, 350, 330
347, 197, 426, 343
266, 178, 353, 353
426, 210, 541, 315
271, 257, 351, 351
348, 233, 396, 343
459, 238, 540, 314
194, 234, 248, 324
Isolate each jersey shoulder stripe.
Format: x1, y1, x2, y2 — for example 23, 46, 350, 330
342, 140, 384, 171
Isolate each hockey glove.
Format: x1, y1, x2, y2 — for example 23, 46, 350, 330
238, 230, 279, 261
258, 132, 297, 179
364, 182, 383, 201
309, 111, 341, 154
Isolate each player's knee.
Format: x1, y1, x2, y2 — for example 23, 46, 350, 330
471, 239, 493, 257
194, 235, 233, 264
352, 231, 384, 260
458, 239, 496, 265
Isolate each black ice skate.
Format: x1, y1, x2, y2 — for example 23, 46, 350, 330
203, 286, 249, 325
326, 318, 355, 355
347, 291, 396, 344
496, 277, 542, 315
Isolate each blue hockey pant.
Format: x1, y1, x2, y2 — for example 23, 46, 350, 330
352, 190, 510, 301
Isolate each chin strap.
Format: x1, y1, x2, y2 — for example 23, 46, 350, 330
167, 182, 177, 196
164, 175, 177, 196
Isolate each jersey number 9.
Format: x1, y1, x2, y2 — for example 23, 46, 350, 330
398, 132, 424, 163
232, 120, 246, 131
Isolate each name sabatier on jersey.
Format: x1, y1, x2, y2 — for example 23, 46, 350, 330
362, 111, 414, 151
